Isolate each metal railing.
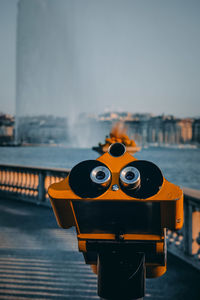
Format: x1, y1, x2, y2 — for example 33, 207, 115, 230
167, 187, 200, 270
0, 164, 69, 206
0, 164, 199, 270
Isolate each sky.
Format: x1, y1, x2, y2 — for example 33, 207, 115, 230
0, 0, 17, 115
0, 0, 200, 118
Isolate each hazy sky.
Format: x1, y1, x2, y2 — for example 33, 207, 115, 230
0, 0, 17, 115
0, 0, 200, 117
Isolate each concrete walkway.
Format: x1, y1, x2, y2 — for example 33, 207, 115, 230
0, 198, 199, 300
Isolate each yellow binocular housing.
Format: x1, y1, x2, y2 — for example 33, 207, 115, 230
48, 143, 183, 276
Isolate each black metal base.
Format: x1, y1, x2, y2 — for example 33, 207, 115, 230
97, 252, 145, 300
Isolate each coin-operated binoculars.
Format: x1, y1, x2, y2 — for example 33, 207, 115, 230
48, 143, 183, 300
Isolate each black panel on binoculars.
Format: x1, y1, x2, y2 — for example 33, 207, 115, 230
72, 201, 161, 234
69, 160, 111, 198
120, 160, 163, 199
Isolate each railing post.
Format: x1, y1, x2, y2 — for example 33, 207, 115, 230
192, 208, 200, 255
184, 200, 193, 256
38, 172, 45, 203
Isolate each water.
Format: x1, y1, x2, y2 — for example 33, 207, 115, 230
0, 146, 199, 190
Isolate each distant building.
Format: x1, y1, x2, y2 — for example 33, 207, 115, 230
192, 119, 200, 143
0, 114, 14, 145
17, 116, 69, 144
0, 115, 14, 145
176, 119, 193, 143
94, 113, 195, 146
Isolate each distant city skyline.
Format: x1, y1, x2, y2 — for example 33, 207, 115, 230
0, 0, 200, 118
1, 111, 199, 147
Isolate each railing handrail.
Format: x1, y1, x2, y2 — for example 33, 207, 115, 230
0, 163, 70, 173
183, 187, 200, 205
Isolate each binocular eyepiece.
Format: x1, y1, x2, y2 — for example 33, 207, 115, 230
90, 166, 111, 187
90, 165, 141, 190
120, 166, 141, 190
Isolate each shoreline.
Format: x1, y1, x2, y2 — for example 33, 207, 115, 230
0, 143, 199, 149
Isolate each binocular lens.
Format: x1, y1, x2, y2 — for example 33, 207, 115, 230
125, 171, 135, 181
90, 166, 111, 186
120, 166, 141, 190
96, 171, 106, 180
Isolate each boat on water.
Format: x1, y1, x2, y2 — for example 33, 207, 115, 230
92, 122, 141, 155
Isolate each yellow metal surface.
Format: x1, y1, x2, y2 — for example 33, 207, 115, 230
77, 233, 164, 241
90, 264, 98, 274
156, 242, 164, 254
78, 240, 87, 252
49, 197, 75, 229
146, 264, 167, 278
69, 200, 81, 235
